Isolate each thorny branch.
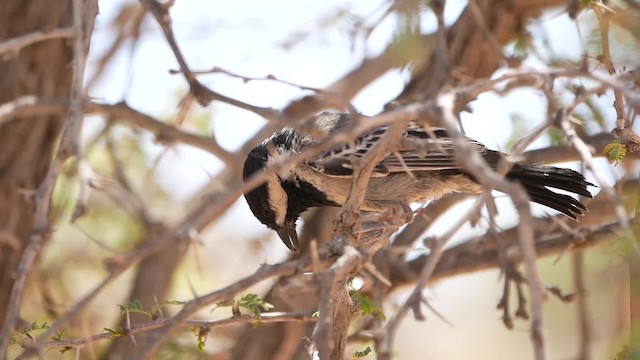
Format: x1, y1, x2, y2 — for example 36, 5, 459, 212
35, 312, 317, 351
593, 4, 629, 128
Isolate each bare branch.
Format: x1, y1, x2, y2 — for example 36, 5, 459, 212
89, 101, 239, 168
0, 27, 74, 57
592, 5, 629, 128
37, 312, 316, 351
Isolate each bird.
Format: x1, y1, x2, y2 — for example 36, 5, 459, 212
242, 112, 593, 253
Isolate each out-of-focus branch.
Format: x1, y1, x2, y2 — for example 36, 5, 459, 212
393, 220, 620, 288
19, 258, 309, 359
0, 95, 67, 126
573, 252, 592, 360
0, 97, 241, 169
593, 5, 629, 128
89, 101, 239, 168
133, 258, 312, 358
86, 3, 146, 90
138, 0, 283, 121
0, 27, 75, 56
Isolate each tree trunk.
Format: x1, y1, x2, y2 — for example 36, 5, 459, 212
0, 0, 73, 329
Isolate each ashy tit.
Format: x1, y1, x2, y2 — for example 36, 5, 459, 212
242, 112, 593, 253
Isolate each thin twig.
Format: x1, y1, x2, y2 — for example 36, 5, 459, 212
89, 101, 239, 167
592, 4, 628, 128
34, 312, 317, 351
573, 251, 592, 360
133, 259, 309, 358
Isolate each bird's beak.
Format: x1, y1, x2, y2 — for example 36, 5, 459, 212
276, 219, 299, 253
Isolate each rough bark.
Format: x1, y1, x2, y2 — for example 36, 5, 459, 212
0, 0, 73, 329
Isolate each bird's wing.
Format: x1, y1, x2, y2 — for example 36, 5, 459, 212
308, 122, 493, 177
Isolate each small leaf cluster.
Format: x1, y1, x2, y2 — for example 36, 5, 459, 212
349, 290, 386, 320
229, 293, 274, 319
8, 322, 50, 348
117, 299, 184, 320
603, 140, 627, 165
352, 346, 372, 359
103, 299, 183, 338
191, 326, 209, 352
197, 294, 273, 351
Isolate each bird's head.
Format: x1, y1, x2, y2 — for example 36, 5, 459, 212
242, 138, 301, 253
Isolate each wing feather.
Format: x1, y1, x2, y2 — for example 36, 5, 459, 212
308, 122, 489, 177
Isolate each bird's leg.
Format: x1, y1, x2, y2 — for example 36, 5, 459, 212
358, 202, 415, 240
377, 202, 415, 225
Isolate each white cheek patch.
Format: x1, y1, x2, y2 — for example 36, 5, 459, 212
266, 173, 288, 227
264, 141, 294, 226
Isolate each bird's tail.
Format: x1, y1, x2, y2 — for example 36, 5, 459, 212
507, 164, 593, 219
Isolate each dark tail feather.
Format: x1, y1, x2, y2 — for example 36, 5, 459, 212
507, 164, 594, 219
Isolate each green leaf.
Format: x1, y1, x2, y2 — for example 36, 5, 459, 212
150, 299, 184, 319
349, 290, 386, 321
8, 322, 52, 348
103, 327, 126, 338
161, 299, 184, 305
197, 336, 206, 351
352, 346, 372, 359
118, 299, 150, 317
27, 321, 49, 331
192, 327, 208, 352
236, 294, 274, 318
51, 330, 66, 342
603, 140, 626, 165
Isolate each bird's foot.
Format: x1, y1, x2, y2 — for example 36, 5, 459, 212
379, 203, 415, 225
359, 203, 415, 233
